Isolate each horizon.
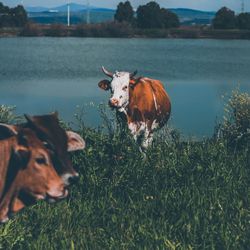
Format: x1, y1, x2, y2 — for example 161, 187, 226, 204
1, 0, 250, 13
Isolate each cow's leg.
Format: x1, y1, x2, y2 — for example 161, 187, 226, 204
128, 122, 140, 142
128, 122, 147, 147
141, 128, 153, 150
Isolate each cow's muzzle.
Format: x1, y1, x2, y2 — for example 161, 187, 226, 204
46, 188, 68, 203
109, 98, 119, 107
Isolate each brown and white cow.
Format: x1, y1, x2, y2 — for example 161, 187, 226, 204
0, 124, 67, 223
98, 67, 171, 150
22, 112, 86, 186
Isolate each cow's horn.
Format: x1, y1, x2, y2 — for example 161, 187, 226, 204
130, 70, 138, 78
24, 114, 34, 123
102, 66, 113, 78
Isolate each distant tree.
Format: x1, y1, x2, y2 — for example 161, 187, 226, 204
0, 2, 9, 13
114, 1, 134, 23
136, 1, 179, 29
11, 5, 27, 27
161, 8, 180, 28
0, 2, 27, 27
237, 13, 250, 30
213, 7, 236, 29
136, 1, 163, 29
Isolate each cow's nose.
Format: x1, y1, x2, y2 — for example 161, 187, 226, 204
109, 98, 119, 107
68, 175, 79, 185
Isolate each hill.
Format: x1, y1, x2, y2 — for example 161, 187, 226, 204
26, 4, 215, 25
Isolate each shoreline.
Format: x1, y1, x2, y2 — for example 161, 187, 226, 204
1, 25, 250, 39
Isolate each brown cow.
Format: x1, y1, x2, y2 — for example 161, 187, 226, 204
0, 124, 67, 223
98, 67, 171, 150
22, 112, 85, 186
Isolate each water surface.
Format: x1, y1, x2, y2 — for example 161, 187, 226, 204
0, 37, 249, 137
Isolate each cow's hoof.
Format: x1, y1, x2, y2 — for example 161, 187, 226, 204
0, 216, 9, 224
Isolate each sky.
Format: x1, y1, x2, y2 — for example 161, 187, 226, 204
1, 0, 249, 12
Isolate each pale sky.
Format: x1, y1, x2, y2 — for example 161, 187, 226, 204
2, 0, 249, 12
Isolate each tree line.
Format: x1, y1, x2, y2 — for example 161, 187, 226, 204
115, 1, 250, 30
213, 7, 250, 30
0, 2, 27, 27
114, 1, 180, 29
1, 1, 250, 33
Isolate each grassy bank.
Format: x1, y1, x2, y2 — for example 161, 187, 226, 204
0, 91, 249, 249
2, 23, 250, 39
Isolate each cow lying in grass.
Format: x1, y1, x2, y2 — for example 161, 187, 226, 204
0, 124, 67, 223
0, 112, 86, 223
98, 67, 171, 151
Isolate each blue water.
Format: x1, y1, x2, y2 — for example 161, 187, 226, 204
0, 37, 249, 137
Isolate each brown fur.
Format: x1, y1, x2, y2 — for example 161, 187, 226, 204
127, 78, 171, 130
0, 128, 66, 222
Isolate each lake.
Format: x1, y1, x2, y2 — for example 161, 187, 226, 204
0, 37, 249, 137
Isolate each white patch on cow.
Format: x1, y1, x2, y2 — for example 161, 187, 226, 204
110, 71, 130, 110
152, 91, 158, 111
151, 120, 159, 130
61, 173, 73, 186
118, 106, 127, 115
0, 216, 9, 224
128, 122, 146, 140
128, 122, 138, 141
141, 128, 153, 149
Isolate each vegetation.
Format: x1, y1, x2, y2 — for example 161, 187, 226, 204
114, 1, 179, 29
0, 90, 249, 249
219, 89, 250, 149
2, 1, 250, 38
114, 1, 134, 24
237, 13, 250, 30
136, 1, 179, 29
0, 2, 27, 27
213, 7, 236, 29
213, 6, 250, 30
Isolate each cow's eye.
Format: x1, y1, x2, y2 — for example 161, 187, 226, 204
122, 86, 128, 91
36, 157, 47, 165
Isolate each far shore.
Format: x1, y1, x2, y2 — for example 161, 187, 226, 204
1, 24, 250, 39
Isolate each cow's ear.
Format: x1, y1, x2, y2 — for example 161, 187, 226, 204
129, 79, 137, 89
51, 111, 59, 118
129, 77, 142, 89
0, 123, 18, 140
66, 131, 86, 152
98, 79, 111, 91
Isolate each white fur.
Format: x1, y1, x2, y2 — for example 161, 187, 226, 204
110, 72, 130, 110
61, 173, 72, 186
151, 120, 159, 130
0, 216, 9, 224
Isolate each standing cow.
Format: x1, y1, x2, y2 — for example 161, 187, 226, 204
98, 67, 171, 150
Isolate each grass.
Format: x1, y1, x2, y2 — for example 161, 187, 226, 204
0, 93, 249, 249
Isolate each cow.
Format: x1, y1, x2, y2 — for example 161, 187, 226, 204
98, 67, 171, 151
0, 124, 67, 223
22, 112, 86, 186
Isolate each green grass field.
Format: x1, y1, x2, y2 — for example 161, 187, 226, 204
0, 91, 249, 249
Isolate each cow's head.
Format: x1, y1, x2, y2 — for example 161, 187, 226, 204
16, 128, 68, 201
98, 66, 138, 111
23, 113, 86, 186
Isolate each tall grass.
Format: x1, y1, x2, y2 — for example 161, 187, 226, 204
0, 90, 249, 249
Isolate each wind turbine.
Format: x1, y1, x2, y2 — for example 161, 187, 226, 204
67, 1, 71, 26
86, 0, 90, 24
241, 0, 245, 13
